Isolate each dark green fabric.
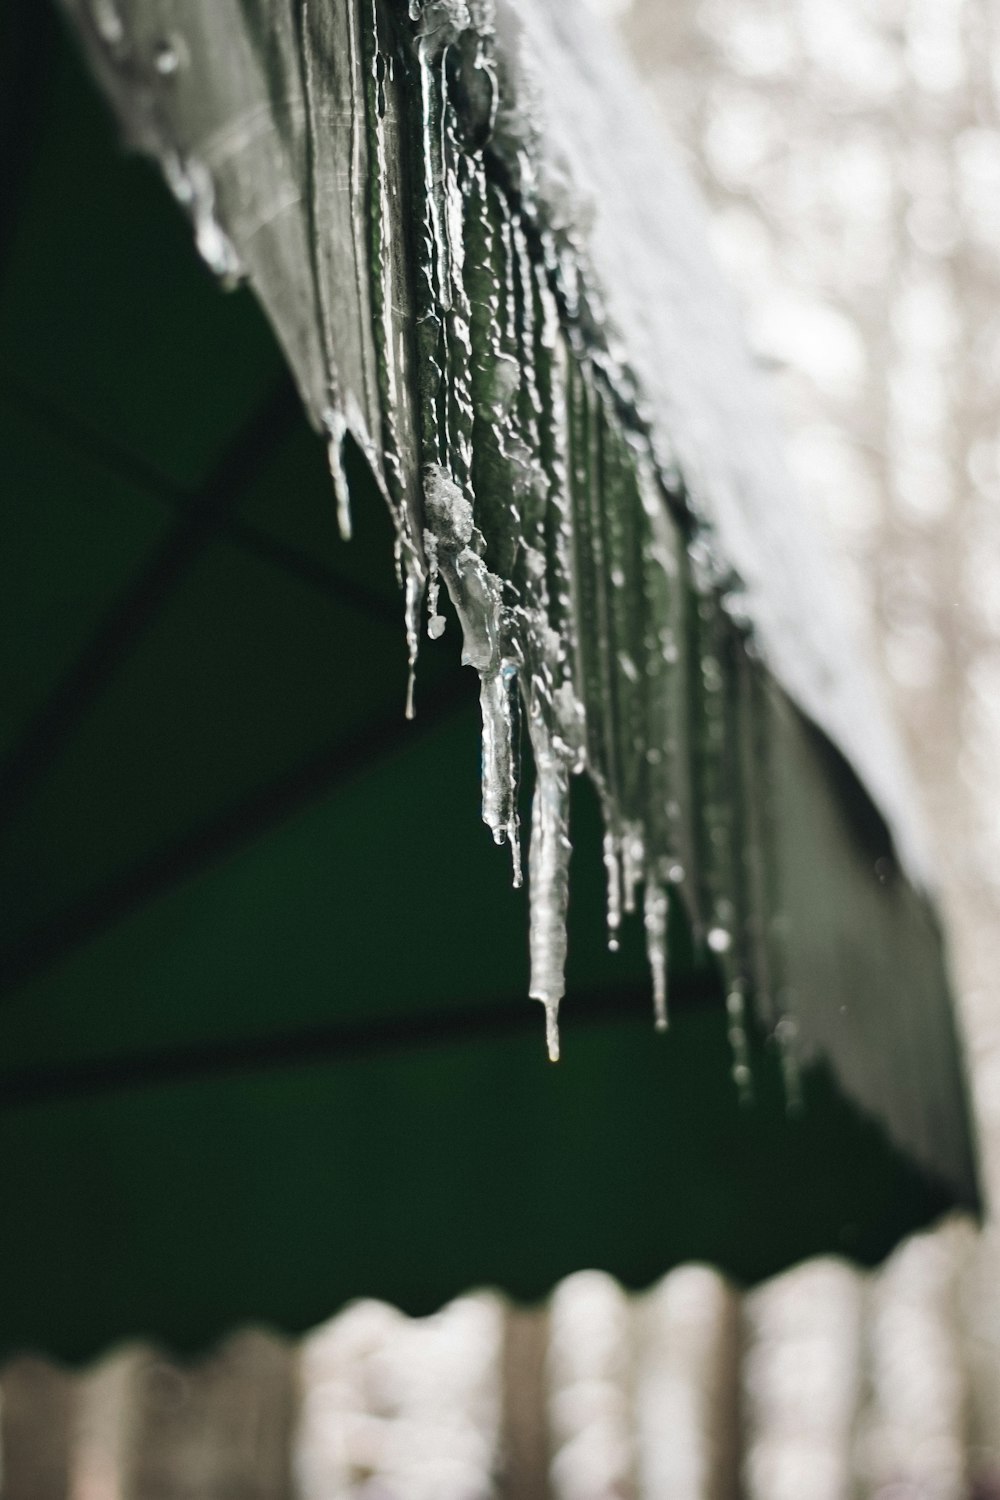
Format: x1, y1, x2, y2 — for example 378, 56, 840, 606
0, 9, 977, 1362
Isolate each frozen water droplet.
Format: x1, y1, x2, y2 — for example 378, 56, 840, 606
707, 925, 731, 954
324, 411, 353, 541
602, 831, 622, 951
726, 986, 753, 1102
617, 650, 639, 684
424, 467, 474, 549
89, 0, 127, 54
404, 565, 424, 721
480, 662, 521, 870
543, 997, 561, 1063
194, 212, 242, 286
621, 823, 644, 915
423, 530, 442, 637
162, 154, 243, 286
732, 1062, 753, 1099
509, 821, 523, 891
775, 1013, 803, 1114
644, 882, 669, 1030
152, 35, 183, 77
528, 725, 570, 1057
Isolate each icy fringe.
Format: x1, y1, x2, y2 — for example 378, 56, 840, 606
394, 1, 784, 1067
385, 0, 784, 1067
72, 0, 783, 1072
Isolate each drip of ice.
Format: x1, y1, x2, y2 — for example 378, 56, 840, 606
644, 882, 669, 1030
324, 409, 353, 543
161, 153, 244, 288
479, 662, 522, 880
404, 566, 424, 722
775, 1013, 803, 1115
528, 718, 571, 1062
603, 832, 622, 952
88, 0, 126, 53
621, 823, 644, 917
424, 533, 446, 637
152, 34, 182, 77
411, 1, 471, 313
726, 986, 753, 1104
422, 467, 525, 881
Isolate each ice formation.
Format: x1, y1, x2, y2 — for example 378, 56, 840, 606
61, 0, 926, 1067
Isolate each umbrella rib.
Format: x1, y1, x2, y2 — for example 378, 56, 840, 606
0, 667, 470, 1001
0, 371, 402, 628
0, 377, 302, 834
0, 367, 194, 506
0, 975, 717, 1109
223, 516, 401, 628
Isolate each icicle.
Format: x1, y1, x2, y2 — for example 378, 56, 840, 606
152, 35, 183, 77
324, 409, 353, 542
365, 0, 420, 536
87, 0, 128, 58
707, 925, 732, 955
509, 808, 523, 890
424, 532, 446, 638
644, 882, 669, 1030
621, 821, 644, 915
727, 984, 753, 1105
423, 468, 502, 675
602, 831, 622, 952
403, 561, 424, 721
411, 1, 471, 313
775, 1013, 803, 1115
420, 466, 526, 884
479, 659, 522, 885
528, 723, 571, 1062
161, 153, 243, 287
736, 642, 780, 1029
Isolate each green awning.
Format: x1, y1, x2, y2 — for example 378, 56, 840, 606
0, 0, 978, 1361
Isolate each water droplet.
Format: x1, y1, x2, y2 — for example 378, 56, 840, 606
775, 1014, 803, 1113
89, 0, 127, 54
707, 926, 731, 954
152, 35, 182, 77
602, 832, 622, 951
162, 154, 244, 286
644, 883, 669, 1030
542, 996, 561, 1063
528, 724, 570, 1057
732, 1062, 753, 1098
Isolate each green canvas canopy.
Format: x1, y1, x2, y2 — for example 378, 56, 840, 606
0, 0, 979, 1362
